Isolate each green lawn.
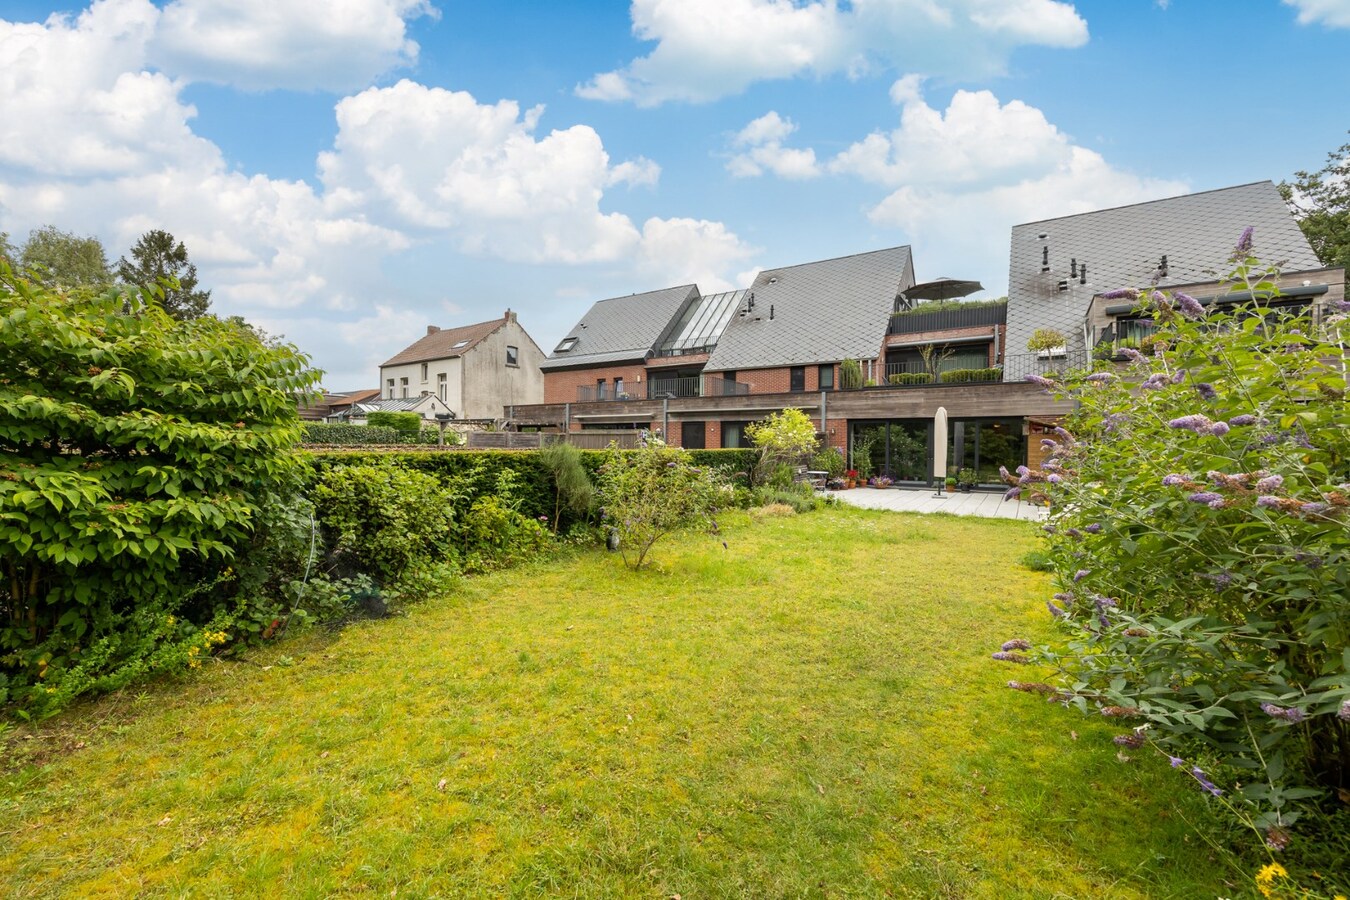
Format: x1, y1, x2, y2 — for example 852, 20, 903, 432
1, 506, 1240, 898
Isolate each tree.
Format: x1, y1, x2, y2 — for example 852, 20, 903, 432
0, 233, 14, 266
19, 225, 110, 288
116, 229, 211, 319
1280, 134, 1350, 271
596, 438, 724, 569
0, 264, 321, 713
539, 440, 593, 533
746, 407, 819, 485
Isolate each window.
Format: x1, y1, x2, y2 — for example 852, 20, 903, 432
721, 421, 751, 448
451, 340, 469, 350
386, 378, 394, 400
400, 377, 408, 399
789, 366, 806, 392
437, 372, 447, 402
555, 337, 578, 353
420, 362, 428, 382
506, 345, 519, 367
614, 377, 624, 398
818, 364, 834, 390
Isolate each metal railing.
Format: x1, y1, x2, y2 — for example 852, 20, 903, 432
1000, 350, 1090, 382
888, 303, 1006, 334
883, 358, 1000, 386
647, 375, 702, 399
703, 377, 750, 397
576, 384, 641, 402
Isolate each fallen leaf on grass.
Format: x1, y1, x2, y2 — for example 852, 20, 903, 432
156, 815, 172, 827
437, 778, 447, 792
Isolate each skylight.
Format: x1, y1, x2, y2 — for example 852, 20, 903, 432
451, 340, 469, 349
556, 337, 579, 352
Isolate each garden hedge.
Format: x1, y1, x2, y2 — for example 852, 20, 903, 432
301, 423, 452, 446
938, 367, 1001, 384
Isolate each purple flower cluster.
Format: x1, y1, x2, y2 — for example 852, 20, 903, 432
1113, 733, 1145, 749
1256, 495, 1282, 509
1232, 226, 1255, 259
1255, 474, 1284, 493
991, 651, 1029, 664
1187, 491, 1225, 507
1003, 486, 1022, 502
1168, 414, 1229, 437
1119, 347, 1145, 363
1260, 702, 1305, 724
1084, 372, 1115, 383
1001, 639, 1032, 652
1300, 501, 1332, 516
1228, 414, 1257, 427
1141, 373, 1169, 391
1053, 426, 1075, 445
1007, 680, 1058, 694
1193, 382, 1217, 400
1073, 569, 1090, 583
1331, 299, 1350, 314
1175, 292, 1206, 319
1024, 374, 1056, 390
1099, 288, 1140, 300
1046, 599, 1067, 618
1340, 699, 1350, 722
1162, 473, 1190, 486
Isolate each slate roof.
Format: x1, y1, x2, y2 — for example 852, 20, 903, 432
1004, 182, 1320, 380
381, 318, 504, 368
541, 284, 700, 371
704, 246, 914, 371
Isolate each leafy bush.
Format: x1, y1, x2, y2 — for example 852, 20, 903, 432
810, 447, 846, 478
597, 437, 725, 569
753, 484, 822, 513
366, 410, 423, 434
888, 372, 932, 385
938, 367, 1000, 383
1002, 241, 1350, 853
1025, 327, 1067, 353
301, 423, 454, 446
309, 464, 457, 585
839, 358, 863, 390
747, 407, 818, 485
0, 267, 318, 716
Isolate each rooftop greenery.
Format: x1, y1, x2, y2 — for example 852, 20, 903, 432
891, 296, 1008, 317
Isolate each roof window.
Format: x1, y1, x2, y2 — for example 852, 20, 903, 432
451, 340, 469, 349
556, 337, 579, 352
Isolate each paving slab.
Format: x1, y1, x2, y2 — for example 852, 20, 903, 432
826, 486, 1047, 521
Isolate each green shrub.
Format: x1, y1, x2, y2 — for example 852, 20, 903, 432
309, 464, 457, 585
753, 484, 821, 513
1025, 327, 1067, 353
1007, 242, 1350, 850
937, 367, 1000, 383
0, 266, 319, 717
596, 438, 725, 569
839, 358, 863, 390
539, 441, 593, 532
366, 410, 422, 434
810, 447, 846, 478
301, 423, 454, 446
888, 372, 933, 385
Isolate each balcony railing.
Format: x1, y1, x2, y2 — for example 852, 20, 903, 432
883, 359, 1001, 386
646, 375, 751, 399
1001, 350, 1090, 382
888, 302, 1006, 335
576, 384, 640, 402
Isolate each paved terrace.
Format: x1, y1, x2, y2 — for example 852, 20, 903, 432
828, 487, 1047, 520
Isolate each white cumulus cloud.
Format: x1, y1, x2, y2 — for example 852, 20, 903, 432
831, 79, 1187, 292
577, 0, 1089, 106
726, 112, 820, 180
1282, 0, 1350, 27
152, 0, 436, 91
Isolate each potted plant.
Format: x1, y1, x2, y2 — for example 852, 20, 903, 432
844, 469, 858, 489
873, 475, 894, 488
944, 475, 957, 494
826, 477, 846, 491
957, 468, 978, 492
1026, 328, 1067, 358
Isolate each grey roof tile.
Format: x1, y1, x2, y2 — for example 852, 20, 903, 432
1004, 181, 1319, 380
540, 284, 699, 371
704, 246, 914, 371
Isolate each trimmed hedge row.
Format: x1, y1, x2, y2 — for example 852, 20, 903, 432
938, 367, 1001, 383
888, 372, 932, 385
300, 447, 759, 532
301, 423, 453, 446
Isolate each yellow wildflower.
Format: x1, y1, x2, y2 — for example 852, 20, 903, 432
1255, 862, 1287, 898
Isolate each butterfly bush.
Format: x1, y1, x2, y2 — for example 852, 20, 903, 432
1002, 240, 1350, 840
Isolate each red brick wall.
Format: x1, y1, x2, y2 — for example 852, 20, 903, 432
734, 363, 841, 395
544, 363, 649, 404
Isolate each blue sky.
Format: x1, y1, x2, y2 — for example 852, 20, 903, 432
1, 0, 1346, 389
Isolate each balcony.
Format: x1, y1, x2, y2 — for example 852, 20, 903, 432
888, 301, 1006, 335
879, 351, 1090, 387
646, 375, 750, 400
576, 384, 639, 402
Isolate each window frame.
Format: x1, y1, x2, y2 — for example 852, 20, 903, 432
506, 345, 519, 367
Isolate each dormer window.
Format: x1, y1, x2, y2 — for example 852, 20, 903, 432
556, 337, 579, 352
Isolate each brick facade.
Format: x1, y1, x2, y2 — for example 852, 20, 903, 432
544, 362, 649, 404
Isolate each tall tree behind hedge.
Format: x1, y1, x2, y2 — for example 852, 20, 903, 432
0, 265, 321, 671
539, 440, 593, 532
1280, 133, 1350, 270
116, 229, 212, 320
19, 225, 110, 289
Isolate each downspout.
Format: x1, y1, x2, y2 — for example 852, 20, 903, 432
819, 390, 827, 439
662, 397, 669, 439
564, 401, 571, 432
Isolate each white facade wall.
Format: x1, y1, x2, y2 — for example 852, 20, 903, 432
379, 357, 464, 415
459, 317, 545, 420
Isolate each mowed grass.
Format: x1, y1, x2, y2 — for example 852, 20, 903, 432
0, 506, 1239, 898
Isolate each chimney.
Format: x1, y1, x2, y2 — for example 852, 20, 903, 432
505, 308, 517, 323
427, 325, 440, 335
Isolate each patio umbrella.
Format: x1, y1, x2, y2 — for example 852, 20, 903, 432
899, 277, 984, 310
932, 406, 949, 498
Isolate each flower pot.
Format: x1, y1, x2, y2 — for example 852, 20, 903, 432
845, 480, 856, 489
945, 484, 955, 493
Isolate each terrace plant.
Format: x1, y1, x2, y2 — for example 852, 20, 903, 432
596, 436, 725, 569
1003, 234, 1350, 863
839, 358, 863, 390
747, 407, 819, 487
1025, 328, 1067, 355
